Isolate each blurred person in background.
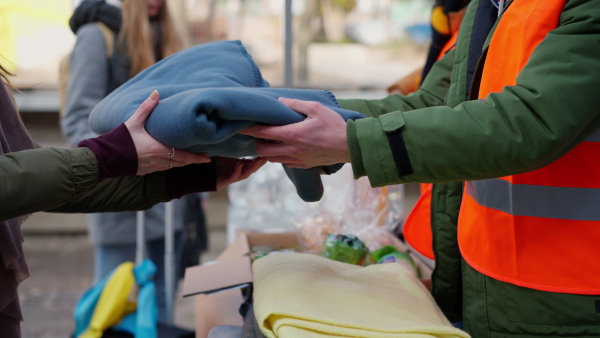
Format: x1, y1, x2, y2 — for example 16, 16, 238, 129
60, 0, 208, 324
387, 0, 469, 96
0, 64, 266, 338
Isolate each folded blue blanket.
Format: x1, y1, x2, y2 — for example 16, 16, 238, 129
89, 40, 364, 202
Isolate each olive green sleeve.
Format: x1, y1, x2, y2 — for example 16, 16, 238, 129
346, 119, 366, 178
0, 147, 170, 221
343, 48, 455, 181
49, 173, 170, 214
350, 0, 600, 187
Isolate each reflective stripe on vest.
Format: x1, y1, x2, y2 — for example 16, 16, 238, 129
457, 0, 600, 294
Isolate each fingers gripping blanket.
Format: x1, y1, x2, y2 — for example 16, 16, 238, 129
89, 40, 364, 202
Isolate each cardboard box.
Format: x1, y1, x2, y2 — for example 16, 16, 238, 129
182, 231, 302, 338
183, 231, 302, 296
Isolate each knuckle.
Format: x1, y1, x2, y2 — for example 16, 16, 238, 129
286, 129, 301, 141
288, 149, 301, 157
150, 144, 164, 155
287, 99, 299, 109
252, 129, 265, 139
306, 101, 320, 110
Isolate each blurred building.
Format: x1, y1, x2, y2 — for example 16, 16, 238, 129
2, 0, 432, 111
0, 0, 74, 88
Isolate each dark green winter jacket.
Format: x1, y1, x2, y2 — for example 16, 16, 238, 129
339, 0, 600, 336
0, 146, 171, 222
342, 0, 600, 187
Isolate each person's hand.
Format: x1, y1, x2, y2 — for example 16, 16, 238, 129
124, 90, 211, 175
214, 156, 267, 190
239, 98, 350, 169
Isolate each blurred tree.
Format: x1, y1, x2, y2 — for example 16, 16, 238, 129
333, 0, 357, 12
297, 0, 318, 83
296, 0, 357, 83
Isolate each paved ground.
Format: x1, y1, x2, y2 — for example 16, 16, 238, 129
19, 227, 229, 338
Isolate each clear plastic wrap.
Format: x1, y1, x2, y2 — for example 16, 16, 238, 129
226, 162, 304, 242
295, 165, 405, 253
226, 163, 406, 251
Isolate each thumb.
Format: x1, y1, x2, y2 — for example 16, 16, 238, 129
126, 90, 160, 128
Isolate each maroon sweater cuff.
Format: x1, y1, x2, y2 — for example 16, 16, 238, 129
166, 161, 217, 199
78, 123, 138, 182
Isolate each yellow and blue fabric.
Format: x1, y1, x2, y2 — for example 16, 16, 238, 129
252, 252, 470, 338
73, 259, 158, 338
88, 40, 365, 202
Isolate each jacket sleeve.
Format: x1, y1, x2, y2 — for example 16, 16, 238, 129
60, 23, 109, 146
341, 48, 455, 178
0, 147, 170, 222
346, 0, 600, 187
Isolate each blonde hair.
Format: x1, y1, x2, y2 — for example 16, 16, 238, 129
0, 62, 13, 88
0, 62, 19, 110
118, 0, 183, 77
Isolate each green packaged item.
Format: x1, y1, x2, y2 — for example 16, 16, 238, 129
370, 245, 398, 263
320, 233, 369, 266
363, 253, 376, 267
378, 251, 420, 277
253, 252, 270, 260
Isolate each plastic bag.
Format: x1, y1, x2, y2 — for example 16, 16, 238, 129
295, 165, 405, 253
227, 163, 405, 252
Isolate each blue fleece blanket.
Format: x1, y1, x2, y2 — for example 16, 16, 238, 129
89, 40, 364, 202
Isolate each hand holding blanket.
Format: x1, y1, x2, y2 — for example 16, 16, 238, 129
89, 40, 364, 202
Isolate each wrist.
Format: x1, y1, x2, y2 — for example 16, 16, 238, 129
78, 123, 138, 182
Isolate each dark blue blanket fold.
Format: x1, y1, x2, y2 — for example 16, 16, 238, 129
89, 40, 364, 202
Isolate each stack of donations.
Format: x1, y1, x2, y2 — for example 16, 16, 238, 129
89, 40, 465, 338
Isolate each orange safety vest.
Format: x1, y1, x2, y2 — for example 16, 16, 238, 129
438, 30, 458, 59
404, 183, 434, 259
459, 0, 600, 295
403, 32, 458, 260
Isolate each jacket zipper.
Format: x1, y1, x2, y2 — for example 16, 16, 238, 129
468, 46, 489, 100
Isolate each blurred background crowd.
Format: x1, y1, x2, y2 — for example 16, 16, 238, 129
2, 0, 432, 99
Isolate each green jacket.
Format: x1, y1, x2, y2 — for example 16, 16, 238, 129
340, 0, 600, 335
0, 146, 171, 222
342, 0, 600, 187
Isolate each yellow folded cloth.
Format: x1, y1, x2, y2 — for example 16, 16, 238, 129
252, 253, 470, 338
